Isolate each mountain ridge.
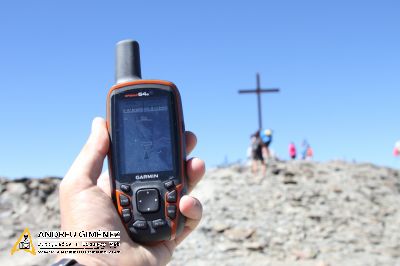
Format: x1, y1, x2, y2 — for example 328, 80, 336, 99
1, 161, 399, 266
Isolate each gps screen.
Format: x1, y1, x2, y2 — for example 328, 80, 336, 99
117, 96, 174, 175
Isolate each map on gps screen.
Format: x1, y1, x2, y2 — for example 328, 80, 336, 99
119, 97, 173, 174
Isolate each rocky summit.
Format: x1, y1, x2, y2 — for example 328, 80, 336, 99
1, 161, 400, 266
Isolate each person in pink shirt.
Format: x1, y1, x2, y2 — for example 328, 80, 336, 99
306, 146, 314, 160
394, 141, 400, 156
289, 142, 297, 160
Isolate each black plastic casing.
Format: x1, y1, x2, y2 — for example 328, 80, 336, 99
107, 81, 187, 243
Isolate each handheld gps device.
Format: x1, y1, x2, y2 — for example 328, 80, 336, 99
106, 40, 187, 243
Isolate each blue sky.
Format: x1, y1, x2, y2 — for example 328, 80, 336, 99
0, 1, 399, 178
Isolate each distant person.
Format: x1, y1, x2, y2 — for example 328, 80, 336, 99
250, 130, 266, 175
260, 129, 273, 161
394, 140, 400, 156
301, 139, 309, 160
289, 142, 297, 160
306, 146, 314, 160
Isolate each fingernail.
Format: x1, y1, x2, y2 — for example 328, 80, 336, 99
191, 197, 198, 208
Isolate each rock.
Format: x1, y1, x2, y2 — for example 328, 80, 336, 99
28, 179, 40, 190
283, 176, 298, 185
0, 228, 15, 239
315, 261, 330, 266
292, 247, 319, 260
244, 241, 267, 251
217, 242, 238, 252
271, 167, 281, 175
212, 223, 230, 233
284, 171, 295, 177
224, 228, 255, 241
6, 182, 27, 195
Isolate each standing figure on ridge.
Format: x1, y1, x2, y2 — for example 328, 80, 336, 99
289, 142, 297, 160
301, 139, 309, 160
301, 139, 314, 160
250, 130, 266, 176
260, 129, 273, 161
394, 140, 400, 157
306, 145, 314, 160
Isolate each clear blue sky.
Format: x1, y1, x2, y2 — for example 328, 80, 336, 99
1, 1, 399, 178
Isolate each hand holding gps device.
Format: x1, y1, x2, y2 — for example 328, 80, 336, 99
107, 40, 187, 243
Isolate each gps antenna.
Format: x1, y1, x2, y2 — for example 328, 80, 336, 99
115, 40, 142, 84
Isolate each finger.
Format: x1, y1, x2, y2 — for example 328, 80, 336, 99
185, 131, 197, 156
63, 117, 109, 191
180, 195, 202, 221
174, 195, 203, 245
97, 171, 111, 197
186, 157, 206, 193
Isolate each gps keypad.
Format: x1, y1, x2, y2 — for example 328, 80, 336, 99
136, 189, 160, 213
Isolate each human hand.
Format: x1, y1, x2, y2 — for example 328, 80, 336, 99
58, 117, 205, 266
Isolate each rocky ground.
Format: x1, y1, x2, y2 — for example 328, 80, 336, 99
0, 177, 60, 266
1, 161, 400, 266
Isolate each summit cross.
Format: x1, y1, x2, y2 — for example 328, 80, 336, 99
238, 73, 280, 130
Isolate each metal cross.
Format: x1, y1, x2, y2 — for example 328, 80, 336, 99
238, 73, 280, 130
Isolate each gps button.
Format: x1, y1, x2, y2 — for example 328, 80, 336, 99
164, 180, 175, 190
119, 195, 130, 207
167, 205, 177, 219
136, 189, 160, 213
166, 190, 177, 203
120, 184, 131, 193
152, 219, 166, 228
132, 220, 147, 229
121, 208, 131, 223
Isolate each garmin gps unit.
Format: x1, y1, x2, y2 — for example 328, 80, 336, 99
106, 40, 187, 243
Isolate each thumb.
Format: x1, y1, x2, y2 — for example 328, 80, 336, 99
63, 117, 110, 192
